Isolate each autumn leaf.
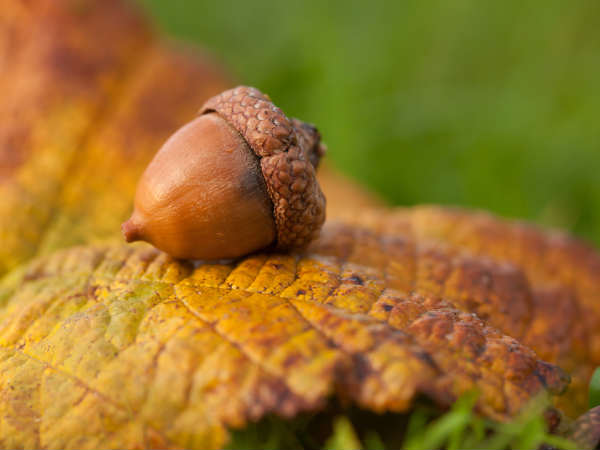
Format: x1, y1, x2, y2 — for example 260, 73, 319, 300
1, 0, 600, 449
0, 229, 570, 449
336, 205, 600, 419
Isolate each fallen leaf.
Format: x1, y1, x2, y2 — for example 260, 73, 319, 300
0, 228, 569, 448
337, 206, 600, 416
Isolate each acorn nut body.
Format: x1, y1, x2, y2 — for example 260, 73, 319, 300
122, 86, 326, 260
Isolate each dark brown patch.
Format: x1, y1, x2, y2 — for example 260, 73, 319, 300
347, 274, 364, 285
350, 354, 372, 383
22, 266, 47, 282
534, 361, 570, 395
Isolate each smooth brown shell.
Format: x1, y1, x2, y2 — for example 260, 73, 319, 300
122, 113, 276, 260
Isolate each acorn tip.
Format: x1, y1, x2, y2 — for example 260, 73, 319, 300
121, 219, 141, 243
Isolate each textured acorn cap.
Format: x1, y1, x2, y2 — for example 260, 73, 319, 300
199, 86, 326, 250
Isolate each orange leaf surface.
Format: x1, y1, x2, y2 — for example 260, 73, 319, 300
0, 231, 570, 448
1, 0, 599, 448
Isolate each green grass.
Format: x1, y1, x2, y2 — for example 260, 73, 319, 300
591, 367, 600, 409
226, 392, 577, 450
138, 0, 600, 246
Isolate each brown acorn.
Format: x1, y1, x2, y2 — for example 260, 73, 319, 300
121, 86, 326, 260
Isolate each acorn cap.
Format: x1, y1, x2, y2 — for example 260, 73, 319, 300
199, 86, 326, 250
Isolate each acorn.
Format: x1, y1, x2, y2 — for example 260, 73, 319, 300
121, 86, 326, 260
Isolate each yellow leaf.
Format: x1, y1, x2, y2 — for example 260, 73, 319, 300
0, 235, 573, 448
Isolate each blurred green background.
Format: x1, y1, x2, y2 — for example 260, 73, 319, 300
138, 0, 599, 245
